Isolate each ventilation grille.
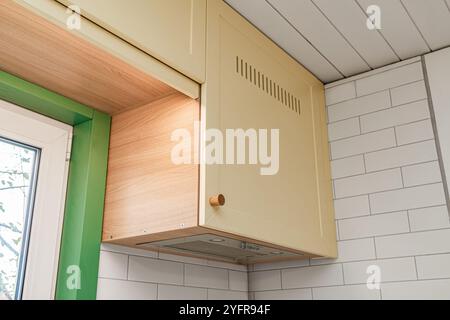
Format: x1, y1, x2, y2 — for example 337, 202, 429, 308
236, 56, 302, 116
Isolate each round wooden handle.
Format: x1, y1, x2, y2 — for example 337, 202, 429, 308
209, 194, 225, 207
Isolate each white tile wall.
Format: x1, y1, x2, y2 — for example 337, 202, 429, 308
395, 120, 434, 146
250, 61, 450, 300
328, 117, 360, 141
364, 140, 438, 172
333, 195, 370, 219
97, 245, 249, 300
408, 206, 450, 232
390, 81, 427, 106
331, 155, 366, 180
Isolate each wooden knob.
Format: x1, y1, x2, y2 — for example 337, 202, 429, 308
209, 194, 225, 207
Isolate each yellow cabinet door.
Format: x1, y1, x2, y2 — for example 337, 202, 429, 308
200, 0, 337, 258
58, 0, 206, 83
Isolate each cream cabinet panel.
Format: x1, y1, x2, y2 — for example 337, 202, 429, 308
58, 0, 206, 83
200, 0, 337, 258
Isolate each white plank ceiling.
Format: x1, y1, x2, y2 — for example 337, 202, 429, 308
225, 0, 450, 83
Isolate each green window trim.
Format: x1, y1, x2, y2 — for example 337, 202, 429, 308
0, 71, 111, 300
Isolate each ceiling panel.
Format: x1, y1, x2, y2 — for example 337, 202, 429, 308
313, 0, 399, 69
225, 0, 343, 82
226, 0, 450, 84
401, 0, 450, 50
268, 0, 370, 77
357, 0, 430, 59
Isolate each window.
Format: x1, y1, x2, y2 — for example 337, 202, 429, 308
0, 138, 39, 299
0, 99, 72, 299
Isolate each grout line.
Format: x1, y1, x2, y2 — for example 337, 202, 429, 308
406, 210, 412, 233
332, 161, 438, 183
249, 276, 450, 293
279, 270, 283, 289
413, 256, 420, 280
126, 255, 130, 281
373, 237, 378, 259
331, 138, 436, 163
328, 97, 429, 126
329, 116, 430, 144
341, 263, 346, 285
336, 204, 448, 221
327, 80, 424, 109
264, 0, 345, 78
156, 284, 159, 300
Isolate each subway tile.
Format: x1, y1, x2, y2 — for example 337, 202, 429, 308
390, 80, 427, 106
370, 183, 446, 214
248, 270, 282, 292
229, 271, 248, 292
396, 119, 434, 146
328, 118, 360, 141
365, 140, 438, 172
207, 289, 248, 300
97, 278, 157, 300
254, 289, 312, 300
313, 284, 381, 300
98, 251, 128, 280
360, 100, 429, 133
416, 254, 450, 280
409, 206, 450, 232
334, 169, 403, 199
331, 155, 365, 179
310, 238, 376, 265
328, 91, 391, 123
157, 285, 207, 300
402, 161, 442, 188
355, 62, 423, 96
325, 82, 356, 106
338, 212, 410, 240
333, 195, 370, 219
184, 265, 228, 290
281, 264, 344, 289
343, 258, 417, 285
252, 259, 310, 272
128, 256, 183, 285
331, 128, 396, 159
375, 229, 450, 259
382, 279, 450, 300
100, 243, 157, 259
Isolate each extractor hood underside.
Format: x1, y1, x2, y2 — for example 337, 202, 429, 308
137, 234, 304, 264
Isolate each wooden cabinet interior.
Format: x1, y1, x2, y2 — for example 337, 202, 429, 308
0, 1, 179, 115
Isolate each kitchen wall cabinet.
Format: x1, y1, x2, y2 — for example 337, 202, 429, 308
57, 0, 207, 83
103, 0, 337, 264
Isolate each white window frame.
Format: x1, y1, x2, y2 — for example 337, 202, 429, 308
0, 99, 72, 300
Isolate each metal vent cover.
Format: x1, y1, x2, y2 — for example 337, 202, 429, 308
236, 56, 302, 116
138, 234, 303, 264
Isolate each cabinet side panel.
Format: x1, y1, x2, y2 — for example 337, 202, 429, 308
103, 93, 199, 240
311, 84, 338, 258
